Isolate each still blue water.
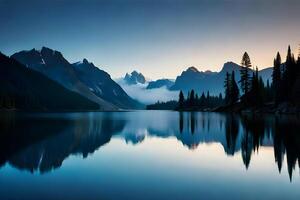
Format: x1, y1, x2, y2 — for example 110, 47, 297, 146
0, 111, 299, 200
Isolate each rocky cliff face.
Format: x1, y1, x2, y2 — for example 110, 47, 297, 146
124, 71, 146, 85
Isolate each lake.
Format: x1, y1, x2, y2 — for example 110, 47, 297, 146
0, 111, 300, 200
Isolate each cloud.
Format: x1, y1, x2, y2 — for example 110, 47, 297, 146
118, 80, 178, 105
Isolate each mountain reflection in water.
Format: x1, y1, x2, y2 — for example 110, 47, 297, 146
0, 111, 299, 181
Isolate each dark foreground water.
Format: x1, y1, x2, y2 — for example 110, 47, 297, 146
0, 111, 300, 200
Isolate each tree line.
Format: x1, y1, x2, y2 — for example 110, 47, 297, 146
224, 45, 300, 108
147, 45, 299, 111
177, 90, 224, 111
272, 46, 300, 105
147, 90, 224, 111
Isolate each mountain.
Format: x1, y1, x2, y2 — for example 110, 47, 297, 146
170, 66, 220, 95
0, 112, 126, 172
73, 59, 143, 109
124, 70, 146, 85
258, 67, 273, 84
0, 52, 99, 111
170, 62, 273, 95
146, 79, 174, 89
11, 47, 116, 110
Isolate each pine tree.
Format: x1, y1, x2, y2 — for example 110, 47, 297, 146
200, 92, 205, 107
190, 90, 195, 107
251, 71, 256, 94
297, 55, 300, 77
255, 67, 259, 91
178, 90, 184, 109
219, 93, 223, 100
291, 54, 297, 88
258, 76, 264, 105
265, 79, 272, 102
206, 91, 210, 107
190, 90, 195, 100
230, 71, 239, 104
249, 68, 258, 104
272, 52, 282, 104
224, 72, 231, 105
240, 52, 252, 95
247, 67, 264, 105
296, 44, 300, 79
282, 45, 296, 101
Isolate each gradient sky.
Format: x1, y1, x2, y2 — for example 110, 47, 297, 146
1, 0, 300, 79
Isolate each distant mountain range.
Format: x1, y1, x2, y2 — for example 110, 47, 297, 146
1, 46, 275, 110
0, 52, 99, 111
146, 79, 174, 89
121, 62, 272, 97
11, 47, 142, 110
118, 71, 177, 105
124, 71, 146, 85
122, 71, 175, 90
170, 62, 273, 95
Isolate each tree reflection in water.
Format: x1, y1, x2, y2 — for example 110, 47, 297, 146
0, 111, 299, 181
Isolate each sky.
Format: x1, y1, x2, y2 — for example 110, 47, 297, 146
0, 0, 300, 79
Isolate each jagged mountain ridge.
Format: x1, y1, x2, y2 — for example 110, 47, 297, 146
146, 79, 174, 89
73, 59, 143, 109
0, 52, 99, 111
170, 62, 272, 95
11, 47, 116, 110
124, 70, 146, 85
11, 47, 142, 110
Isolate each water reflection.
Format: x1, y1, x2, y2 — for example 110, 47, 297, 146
0, 111, 299, 181
0, 112, 126, 173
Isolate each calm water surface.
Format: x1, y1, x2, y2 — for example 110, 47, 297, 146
0, 111, 300, 200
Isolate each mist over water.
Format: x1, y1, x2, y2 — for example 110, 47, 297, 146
118, 81, 178, 104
